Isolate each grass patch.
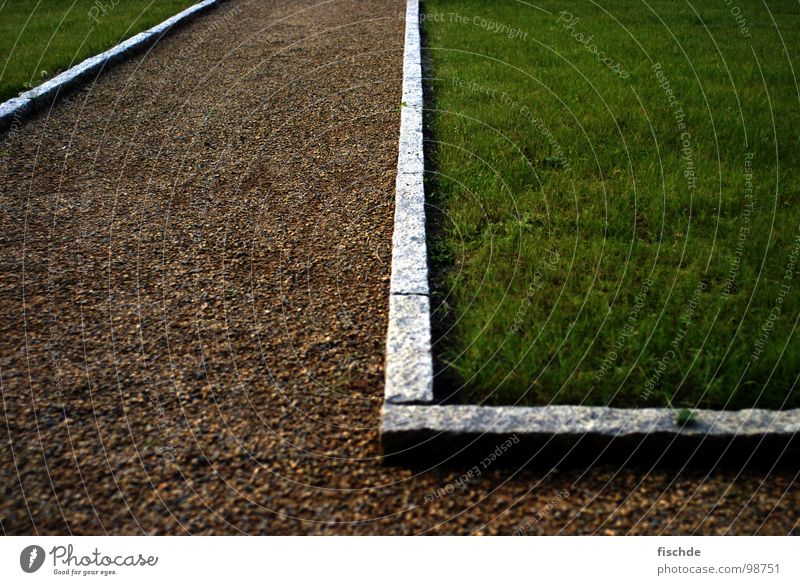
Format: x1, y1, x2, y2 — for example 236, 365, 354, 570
424, 0, 800, 409
0, 0, 198, 102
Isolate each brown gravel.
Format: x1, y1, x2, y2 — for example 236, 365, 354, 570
1, 0, 798, 536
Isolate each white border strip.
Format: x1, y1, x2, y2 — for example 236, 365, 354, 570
391, 0, 427, 296
0, 0, 223, 131
383, 404, 800, 437
382, 403, 800, 462
384, 0, 433, 405
381, 0, 800, 461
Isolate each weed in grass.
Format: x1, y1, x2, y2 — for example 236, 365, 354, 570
676, 408, 698, 427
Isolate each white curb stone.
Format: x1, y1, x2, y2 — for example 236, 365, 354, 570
385, 295, 434, 404
381, 0, 800, 465
383, 0, 432, 405
382, 403, 800, 463
0, 0, 223, 132
383, 404, 800, 437
390, 173, 428, 296
0, 97, 32, 129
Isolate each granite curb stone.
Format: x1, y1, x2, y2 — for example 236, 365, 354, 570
383, 0, 433, 405
381, 0, 800, 465
0, 0, 223, 132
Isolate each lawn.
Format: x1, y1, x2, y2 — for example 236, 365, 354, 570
0, 0, 198, 102
424, 0, 800, 409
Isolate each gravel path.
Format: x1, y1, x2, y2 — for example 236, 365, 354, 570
1, 0, 798, 535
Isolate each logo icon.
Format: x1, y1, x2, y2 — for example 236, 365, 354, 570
20, 545, 46, 573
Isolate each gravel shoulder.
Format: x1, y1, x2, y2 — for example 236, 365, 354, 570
1, 0, 798, 535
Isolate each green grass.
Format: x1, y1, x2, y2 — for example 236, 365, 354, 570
0, 0, 198, 102
424, 0, 800, 409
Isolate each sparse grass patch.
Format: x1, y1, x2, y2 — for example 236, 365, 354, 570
425, 0, 800, 409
